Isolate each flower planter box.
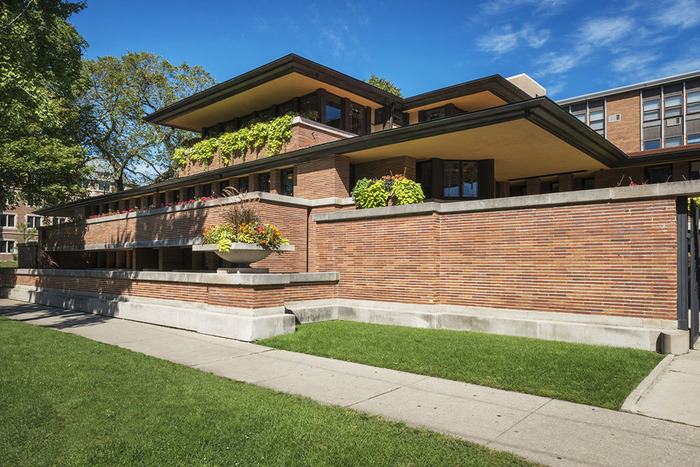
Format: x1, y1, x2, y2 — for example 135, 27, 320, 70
192, 243, 294, 269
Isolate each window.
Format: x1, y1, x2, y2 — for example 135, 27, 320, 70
0, 240, 15, 253
147, 195, 154, 207
202, 184, 211, 198
349, 103, 366, 135
582, 177, 595, 190
425, 107, 446, 121
664, 95, 682, 117
644, 139, 661, 150
237, 177, 249, 193
258, 173, 271, 192
172, 190, 180, 203
27, 215, 42, 228
643, 99, 660, 122
665, 136, 682, 147
324, 97, 342, 129
510, 184, 526, 196
159, 193, 166, 206
53, 217, 67, 225
690, 161, 700, 180
689, 134, 700, 145
688, 91, 700, 115
0, 213, 16, 228
644, 164, 672, 184
281, 168, 294, 196
549, 181, 560, 193
186, 186, 196, 201
219, 181, 229, 196
443, 161, 478, 198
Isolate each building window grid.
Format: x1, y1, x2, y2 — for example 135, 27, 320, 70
0, 240, 15, 254
569, 102, 604, 136
26, 215, 42, 228
0, 213, 16, 228
640, 82, 700, 150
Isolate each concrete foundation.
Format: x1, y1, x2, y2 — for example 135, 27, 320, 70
286, 299, 689, 354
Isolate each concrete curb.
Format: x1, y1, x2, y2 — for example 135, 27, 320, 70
621, 354, 674, 413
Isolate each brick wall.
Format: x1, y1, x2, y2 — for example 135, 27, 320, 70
605, 91, 641, 154
43, 199, 310, 273
354, 156, 417, 182
1, 203, 41, 261
314, 199, 678, 320
179, 121, 347, 177
295, 155, 351, 199
6, 273, 337, 310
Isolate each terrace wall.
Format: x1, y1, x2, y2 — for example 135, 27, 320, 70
314, 196, 679, 321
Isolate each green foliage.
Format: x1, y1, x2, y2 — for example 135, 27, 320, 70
81, 51, 215, 190
16, 222, 37, 243
0, 0, 90, 209
365, 74, 404, 98
177, 114, 294, 168
203, 222, 289, 251
353, 179, 390, 209
351, 174, 425, 209
260, 321, 665, 410
392, 176, 425, 205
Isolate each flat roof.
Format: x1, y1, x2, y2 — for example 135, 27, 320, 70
557, 69, 700, 105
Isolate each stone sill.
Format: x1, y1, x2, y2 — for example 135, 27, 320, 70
314, 180, 700, 223
12, 268, 339, 286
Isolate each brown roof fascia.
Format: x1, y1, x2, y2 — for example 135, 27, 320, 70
619, 144, 700, 166
143, 54, 402, 127
402, 75, 531, 110
526, 97, 628, 167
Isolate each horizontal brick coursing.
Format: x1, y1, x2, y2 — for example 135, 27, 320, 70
42, 199, 309, 273
315, 199, 678, 320
8, 273, 336, 309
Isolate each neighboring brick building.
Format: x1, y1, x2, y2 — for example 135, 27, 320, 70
3, 55, 699, 350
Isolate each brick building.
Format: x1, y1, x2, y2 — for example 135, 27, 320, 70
4, 55, 700, 351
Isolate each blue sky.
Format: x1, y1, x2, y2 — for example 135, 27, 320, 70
71, 0, 700, 100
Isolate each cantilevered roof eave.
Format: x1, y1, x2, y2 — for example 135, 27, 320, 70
39, 97, 627, 216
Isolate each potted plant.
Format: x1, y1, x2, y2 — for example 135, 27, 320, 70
192, 190, 294, 269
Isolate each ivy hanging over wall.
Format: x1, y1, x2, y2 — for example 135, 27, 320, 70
173, 114, 294, 168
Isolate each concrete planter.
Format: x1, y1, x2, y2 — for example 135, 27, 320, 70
192, 243, 294, 267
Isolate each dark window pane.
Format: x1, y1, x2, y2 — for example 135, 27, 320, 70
425, 107, 446, 121
583, 178, 595, 190
186, 187, 195, 201
461, 162, 478, 198
349, 105, 364, 135
644, 139, 661, 150
281, 168, 294, 196
172, 190, 180, 203
258, 173, 270, 192
202, 184, 211, 198
645, 164, 672, 183
325, 98, 341, 128
443, 161, 460, 197
219, 181, 228, 196
237, 177, 249, 193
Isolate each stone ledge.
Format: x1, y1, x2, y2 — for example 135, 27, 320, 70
313, 180, 700, 223
13, 268, 340, 286
285, 298, 687, 353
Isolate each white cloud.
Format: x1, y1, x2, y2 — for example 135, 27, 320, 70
477, 25, 550, 54
537, 52, 578, 75
322, 29, 346, 57
479, 0, 570, 16
657, 57, 700, 76
576, 17, 635, 46
656, 0, 700, 29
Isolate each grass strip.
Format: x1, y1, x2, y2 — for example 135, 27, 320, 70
0, 317, 532, 466
259, 321, 664, 409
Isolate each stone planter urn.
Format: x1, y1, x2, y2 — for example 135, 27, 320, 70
192, 243, 294, 272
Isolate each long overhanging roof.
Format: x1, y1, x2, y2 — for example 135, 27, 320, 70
144, 54, 531, 132
39, 97, 628, 216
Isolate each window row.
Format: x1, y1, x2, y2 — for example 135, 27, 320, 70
0, 240, 15, 254
88, 169, 296, 217
642, 82, 700, 150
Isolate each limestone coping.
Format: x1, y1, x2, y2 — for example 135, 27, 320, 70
313, 180, 700, 223
80, 192, 354, 226
13, 268, 339, 286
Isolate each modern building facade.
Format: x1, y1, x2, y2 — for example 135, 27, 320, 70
3, 55, 699, 352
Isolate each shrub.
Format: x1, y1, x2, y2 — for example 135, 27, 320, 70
351, 174, 425, 209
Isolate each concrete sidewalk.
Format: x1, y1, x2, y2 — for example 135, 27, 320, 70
1, 298, 699, 467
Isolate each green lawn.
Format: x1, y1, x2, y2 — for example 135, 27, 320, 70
259, 321, 665, 409
0, 260, 17, 268
0, 317, 532, 466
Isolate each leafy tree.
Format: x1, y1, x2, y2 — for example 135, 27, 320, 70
81, 52, 215, 191
0, 0, 90, 209
365, 75, 403, 98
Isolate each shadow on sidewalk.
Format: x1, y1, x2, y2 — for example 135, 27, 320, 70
0, 301, 112, 329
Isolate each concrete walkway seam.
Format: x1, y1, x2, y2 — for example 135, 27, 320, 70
620, 354, 674, 413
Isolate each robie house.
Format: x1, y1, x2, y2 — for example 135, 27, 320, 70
3, 54, 700, 353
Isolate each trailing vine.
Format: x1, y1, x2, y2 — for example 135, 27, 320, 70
173, 113, 294, 168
